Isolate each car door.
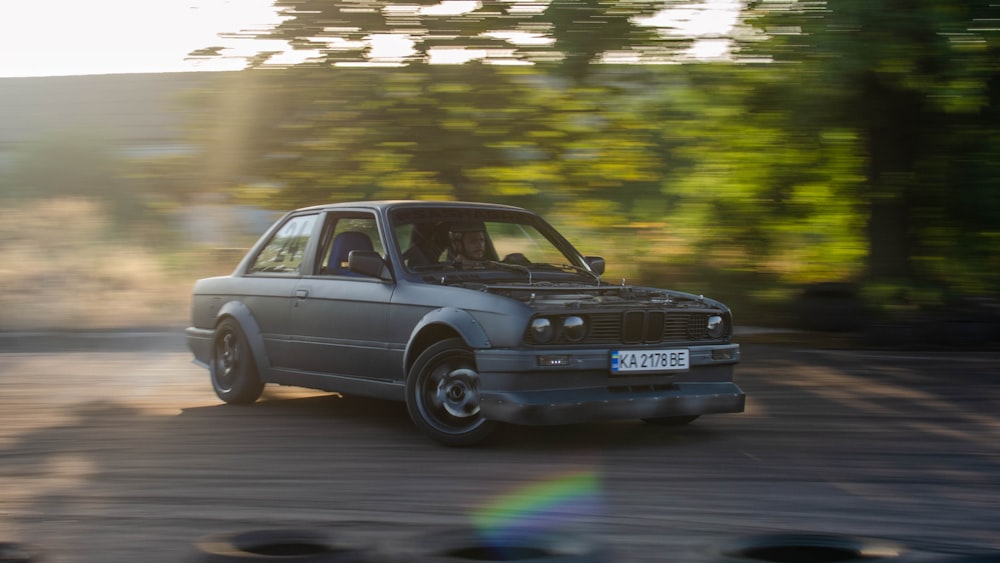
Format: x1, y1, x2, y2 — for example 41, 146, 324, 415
285, 210, 396, 381
241, 212, 321, 370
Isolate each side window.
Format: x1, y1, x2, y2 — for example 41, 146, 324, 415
248, 214, 317, 274
317, 213, 385, 275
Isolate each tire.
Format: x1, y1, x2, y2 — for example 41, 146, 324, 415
405, 338, 496, 447
0, 542, 44, 563
211, 318, 265, 405
407, 527, 610, 562
715, 533, 905, 562
190, 528, 373, 562
641, 415, 699, 426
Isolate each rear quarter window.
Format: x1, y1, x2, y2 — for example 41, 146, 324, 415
248, 214, 318, 274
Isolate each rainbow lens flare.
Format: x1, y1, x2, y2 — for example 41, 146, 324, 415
471, 469, 604, 542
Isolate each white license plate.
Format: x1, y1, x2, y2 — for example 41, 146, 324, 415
611, 349, 689, 373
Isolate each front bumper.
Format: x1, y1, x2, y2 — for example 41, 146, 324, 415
475, 343, 743, 425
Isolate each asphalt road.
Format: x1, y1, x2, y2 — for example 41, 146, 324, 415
0, 332, 998, 562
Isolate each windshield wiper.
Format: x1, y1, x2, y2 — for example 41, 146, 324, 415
414, 260, 533, 284
541, 263, 602, 285
484, 260, 532, 284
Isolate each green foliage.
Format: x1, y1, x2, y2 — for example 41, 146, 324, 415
171, 0, 1000, 301
742, 0, 1000, 292
235, 0, 687, 78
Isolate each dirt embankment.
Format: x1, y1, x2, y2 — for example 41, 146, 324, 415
0, 198, 209, 331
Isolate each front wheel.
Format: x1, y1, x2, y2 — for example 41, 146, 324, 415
406, 338, 496, 447
211, 319, 265, 405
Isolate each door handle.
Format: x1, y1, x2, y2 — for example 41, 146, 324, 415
295, 289, 310, 299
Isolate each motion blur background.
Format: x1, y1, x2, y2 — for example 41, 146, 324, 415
1, 0, 998, 338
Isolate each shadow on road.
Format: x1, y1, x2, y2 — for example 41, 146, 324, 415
1, 344, 999, 562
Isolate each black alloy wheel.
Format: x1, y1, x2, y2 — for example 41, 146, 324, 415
211, 318, 265, 405
406, 338, 496, 447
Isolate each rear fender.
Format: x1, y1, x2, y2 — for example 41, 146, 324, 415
216, 301, 271, 374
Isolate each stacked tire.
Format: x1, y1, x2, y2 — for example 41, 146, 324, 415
188, 527, 610, 562
188, 529, 376, 563
0, 542, 44, 563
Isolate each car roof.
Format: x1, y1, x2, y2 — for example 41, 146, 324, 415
294, 200, 530, 214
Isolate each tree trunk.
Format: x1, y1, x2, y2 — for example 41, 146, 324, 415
860, 71, 925, 281
866, 198, 911, 279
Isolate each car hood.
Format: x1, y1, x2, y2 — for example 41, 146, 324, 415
478, 282, 728, 312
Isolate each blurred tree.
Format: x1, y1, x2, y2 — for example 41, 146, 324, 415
651, 63, 867, 281
177, 0, 1000, 299
184, 65, 537, 206
4, 131, 187, 239
181, 57, 870, 284
186, 1, 788, 262
204, 0, 691, 79
742, 0, 1000, 292
5, 131, 123, 200
184, 65, 669, 214
3, 132, 147, 229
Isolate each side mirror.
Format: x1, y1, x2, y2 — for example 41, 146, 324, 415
349, 251, 392, 280
584, 256, 605, 276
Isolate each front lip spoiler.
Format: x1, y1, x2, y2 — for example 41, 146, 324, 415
478, 382, 745, 426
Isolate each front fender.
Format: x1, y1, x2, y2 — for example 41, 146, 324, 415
404, 307, 492, 369
216, 301, 272, 374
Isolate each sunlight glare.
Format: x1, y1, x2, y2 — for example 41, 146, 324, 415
421, 1, 481, 16
638, 0, 742, 36
0, 0, 283, 77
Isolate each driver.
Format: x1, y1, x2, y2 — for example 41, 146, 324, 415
449, 221, 487, 264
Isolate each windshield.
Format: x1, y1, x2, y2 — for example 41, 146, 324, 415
390, 207, 590, 279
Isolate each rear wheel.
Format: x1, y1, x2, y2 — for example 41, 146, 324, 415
406, 338, 496, 447
211, 319, 264, 404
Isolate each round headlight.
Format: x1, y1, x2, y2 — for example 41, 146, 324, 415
530, 317, 555, 343
707, 315, 726, 338
562, 315, 587, 342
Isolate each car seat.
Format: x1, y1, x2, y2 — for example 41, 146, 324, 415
327, 231, 374, 276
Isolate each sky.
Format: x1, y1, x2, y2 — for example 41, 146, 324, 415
0, 0, 285, 77
0, 0, 740, 78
